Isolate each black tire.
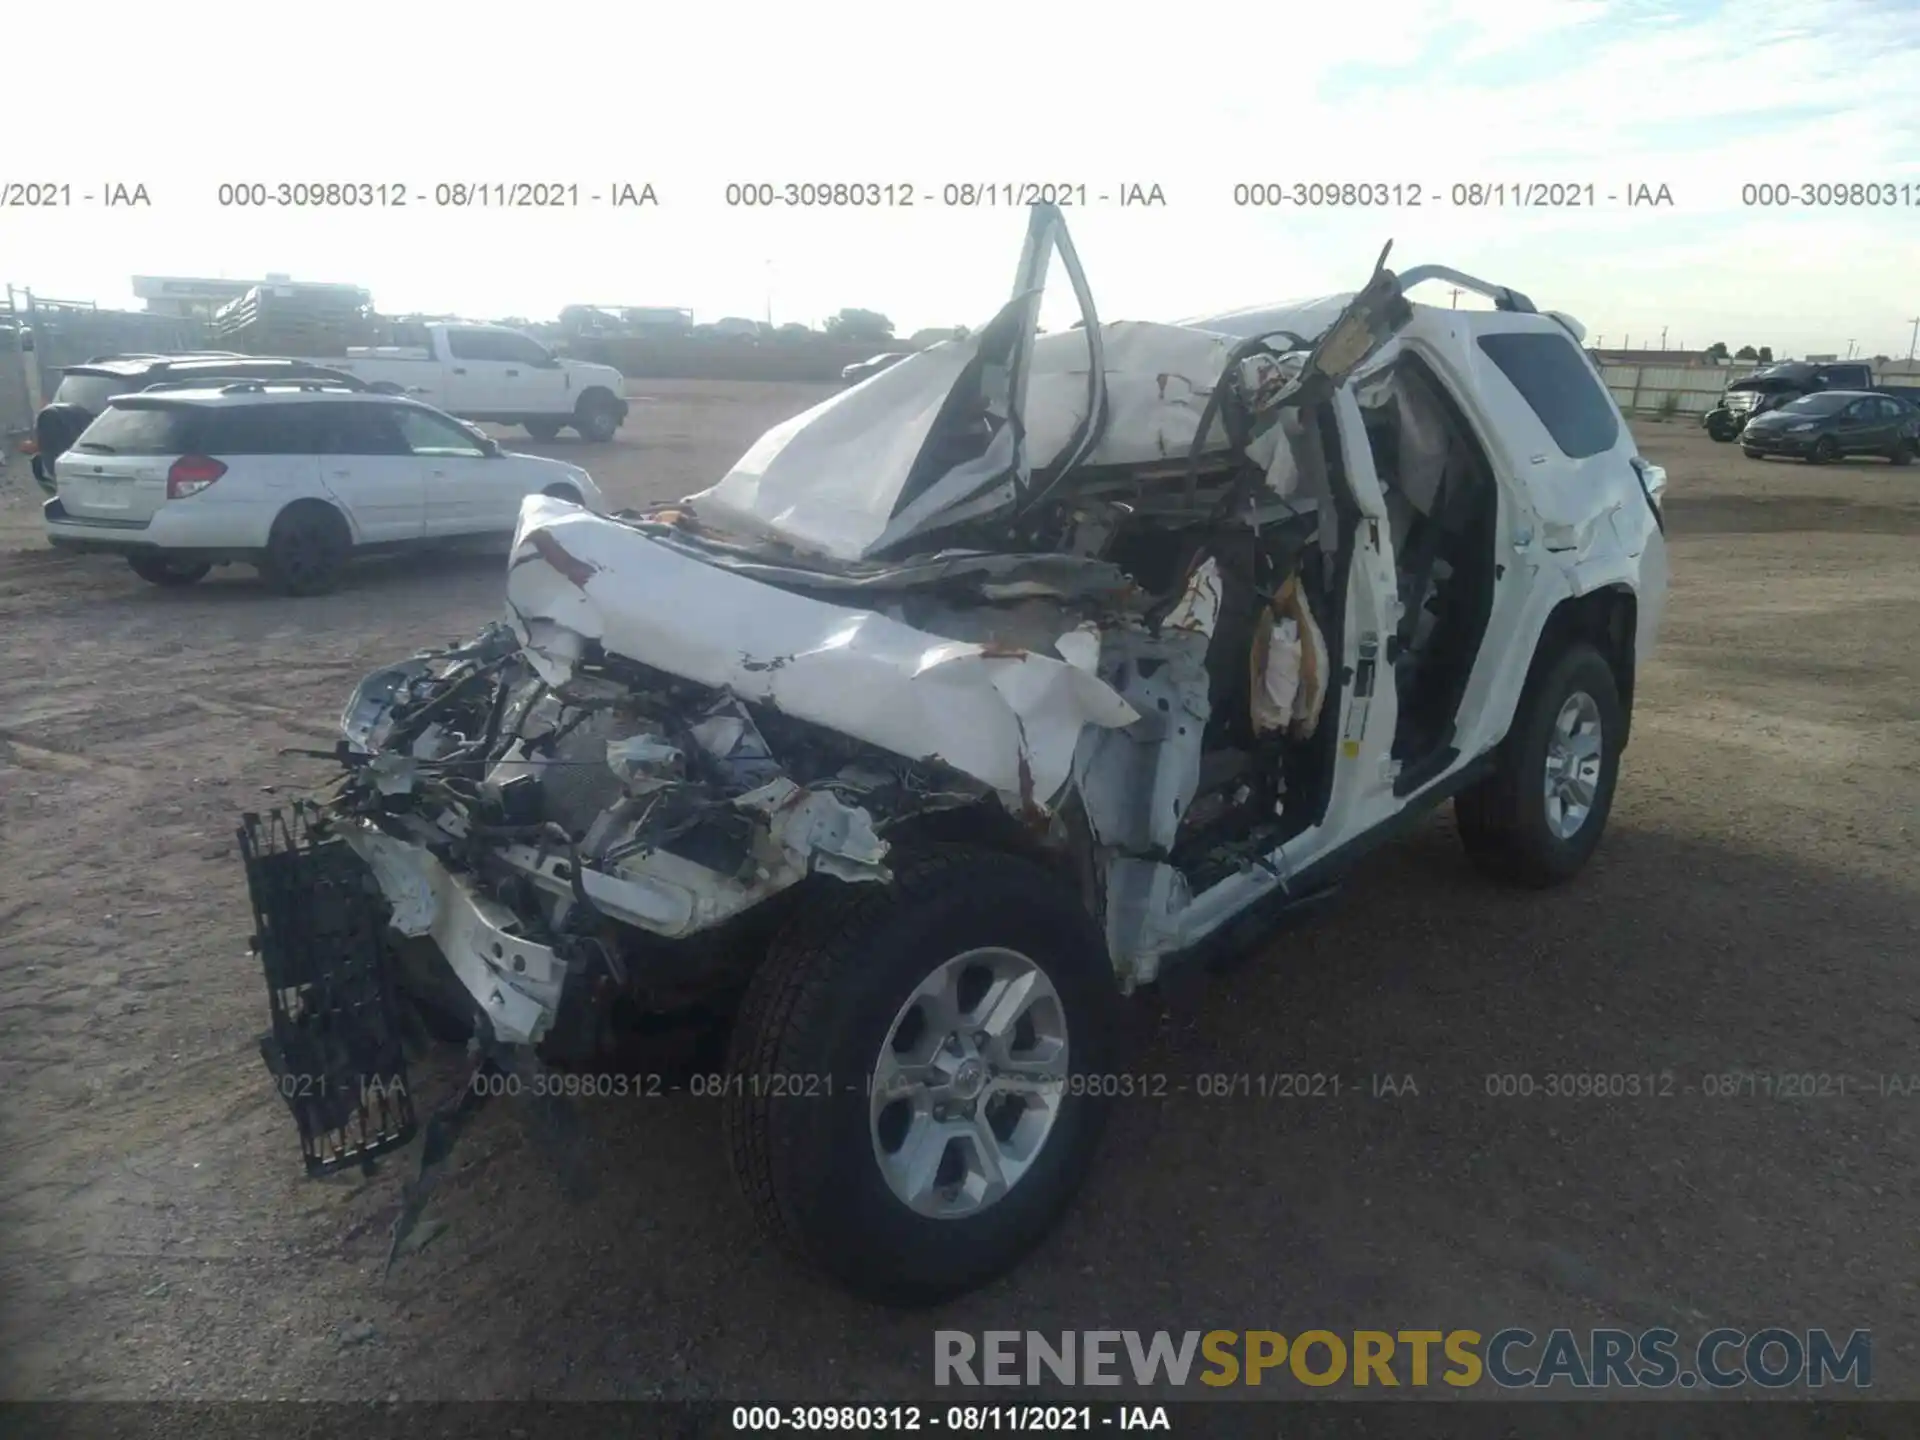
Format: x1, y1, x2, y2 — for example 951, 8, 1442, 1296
724, 845, 1121, 1306
126, 554, 210, 587
572, 393, 622, 443
1455, 641, 1624, 888
1706, 417, 1734, 442
1807, 435, 1839, 465
1742, 448, 1764, 460
1889, 441, 1913, 466
541, 484, 583, 505
524, 419, 563, 441
259, 502, 352, 596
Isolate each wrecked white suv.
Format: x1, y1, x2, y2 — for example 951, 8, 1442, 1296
241, 205, 1668, 1305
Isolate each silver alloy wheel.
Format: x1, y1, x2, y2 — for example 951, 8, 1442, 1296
869, 946, 1070, 1219
1543, 690, 1604, 840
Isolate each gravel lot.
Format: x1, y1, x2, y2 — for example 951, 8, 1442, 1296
1, 387, 1916, 1404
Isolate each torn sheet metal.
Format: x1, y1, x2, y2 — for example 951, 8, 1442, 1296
506, 498, 1139, 807
344, 825, 567, 1046
1022, 322, 1242, 470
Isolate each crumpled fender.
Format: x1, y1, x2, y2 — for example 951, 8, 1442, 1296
504, 497, 1139, 807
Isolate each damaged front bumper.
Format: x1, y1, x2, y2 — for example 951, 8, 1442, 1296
239, 806, 419, 1175
244, 503, 1141, 1070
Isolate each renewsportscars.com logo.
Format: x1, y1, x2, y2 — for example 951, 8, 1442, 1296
934, 1328, 1872, 1390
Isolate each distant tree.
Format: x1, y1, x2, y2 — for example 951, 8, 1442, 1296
1734, 344, 1759, 360
1757, 346, 1774, 363
1705, 341, 1730, 361
1873, 354, 1891, 366
824, 308, 894, 343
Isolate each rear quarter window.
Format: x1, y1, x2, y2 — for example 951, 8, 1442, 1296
50, 374, 131, 413
199, 404, 322, 453
1477, 331, 1621, 459
73, 403, 202, 455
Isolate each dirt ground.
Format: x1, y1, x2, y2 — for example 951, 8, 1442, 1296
1, 389, 1916, 1405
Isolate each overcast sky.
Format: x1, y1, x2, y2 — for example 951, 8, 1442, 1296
10, 0, 1920, 357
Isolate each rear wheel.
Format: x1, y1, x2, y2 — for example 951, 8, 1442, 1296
724, 846, 1121, 1305
1456, 642, 1624, 887
259, 503, 352, 596
126, 554, 210, 587
1889, 440, 1913, 466
572, 393, 622, 443
524, 419, 562, 441
1808, 435, 1840, 465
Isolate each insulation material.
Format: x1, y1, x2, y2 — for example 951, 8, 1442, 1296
1252, 618, 1302, 735
1249, 574, 1329, 740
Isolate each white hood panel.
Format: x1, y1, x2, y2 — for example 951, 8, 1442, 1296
505, 497, 1140, 805
685, 339, 987, 562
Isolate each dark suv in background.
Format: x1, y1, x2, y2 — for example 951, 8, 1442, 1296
1703, 361, 1873, 442
27, 354, 364, 494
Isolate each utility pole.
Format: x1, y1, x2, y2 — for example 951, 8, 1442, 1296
1447, 287, 1462, 309
1846, 339, 1857, 359
1907, 316, 1919, 362
1660, 325, 1669, 349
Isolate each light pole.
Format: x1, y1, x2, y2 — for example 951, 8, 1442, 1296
1660, 325, 1669, 349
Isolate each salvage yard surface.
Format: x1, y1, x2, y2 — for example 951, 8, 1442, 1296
1, 388, 1916, 1399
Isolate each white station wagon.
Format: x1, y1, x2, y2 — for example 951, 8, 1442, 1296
43, 383, 606, 593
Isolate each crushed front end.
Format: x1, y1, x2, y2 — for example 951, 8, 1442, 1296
245, 612, 1004, 1092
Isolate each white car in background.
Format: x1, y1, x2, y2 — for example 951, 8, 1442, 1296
43, 383, 605, 593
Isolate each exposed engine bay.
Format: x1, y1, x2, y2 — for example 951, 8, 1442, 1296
240, 208, 1444, 1186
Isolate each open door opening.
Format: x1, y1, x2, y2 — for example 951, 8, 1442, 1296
1358, 355, 1500, 785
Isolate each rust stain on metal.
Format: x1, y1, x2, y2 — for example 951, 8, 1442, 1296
528, 530, 599, 589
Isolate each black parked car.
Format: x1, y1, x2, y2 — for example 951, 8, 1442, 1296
1703, 361, 1872, 442
28, 354, 365, 494
1740, 390, 1920, 464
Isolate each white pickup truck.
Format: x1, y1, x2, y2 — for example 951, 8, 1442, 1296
316, 321, 630, 442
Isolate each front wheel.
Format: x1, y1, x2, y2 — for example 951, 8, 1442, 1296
1889, 440, 1914, 466
724, 846, 1121, 1306
1807, 435, 1840, 465
126, 554, 210, 587
1455, 642, 1624, 887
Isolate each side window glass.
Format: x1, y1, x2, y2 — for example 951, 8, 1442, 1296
394, 407, 486, 457
205, 405, 315, 453
445, 329, 493, 361
319, 404, 408, 456
1476, 332, 1621, 459
495, 333, 548, 366
447, 329, 521, 363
